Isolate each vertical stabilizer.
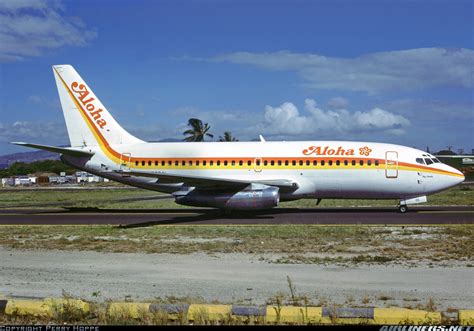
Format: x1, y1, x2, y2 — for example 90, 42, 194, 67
53, 65, 143, 147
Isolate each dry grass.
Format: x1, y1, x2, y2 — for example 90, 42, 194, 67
0, 224, 472, 266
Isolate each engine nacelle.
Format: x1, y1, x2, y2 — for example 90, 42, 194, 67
175, 187, 280, 210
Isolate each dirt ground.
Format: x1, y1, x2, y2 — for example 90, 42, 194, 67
0, 247, 472, 312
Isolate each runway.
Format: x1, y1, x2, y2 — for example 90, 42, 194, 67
0, 206, 472, 226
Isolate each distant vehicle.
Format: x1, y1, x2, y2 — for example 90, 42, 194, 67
12, 65, 464, 212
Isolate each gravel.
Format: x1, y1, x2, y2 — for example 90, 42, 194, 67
0, 247, 472, 310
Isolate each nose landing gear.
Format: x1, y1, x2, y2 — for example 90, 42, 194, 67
398, 196, 426, 213
398, 204, 408, 213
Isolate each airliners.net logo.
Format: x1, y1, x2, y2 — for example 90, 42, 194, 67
380, 326, 472, 331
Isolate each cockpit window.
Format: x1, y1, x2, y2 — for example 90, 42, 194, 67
416, 158, 425, 165
424, 158, 433, 165
432, 158, 441, 163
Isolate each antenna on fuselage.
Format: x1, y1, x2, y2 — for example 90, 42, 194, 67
259, 135, 266, 142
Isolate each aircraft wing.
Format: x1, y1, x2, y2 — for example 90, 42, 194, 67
11, 142, 95, 157
118, 169, 299, 191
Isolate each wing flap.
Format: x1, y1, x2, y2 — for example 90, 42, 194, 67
118, 169, 299, 191
11, 142, 95, 157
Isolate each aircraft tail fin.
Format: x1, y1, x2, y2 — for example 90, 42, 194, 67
52, 65, 144, 148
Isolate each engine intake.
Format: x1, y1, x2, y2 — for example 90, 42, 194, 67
175, 186, 280, 210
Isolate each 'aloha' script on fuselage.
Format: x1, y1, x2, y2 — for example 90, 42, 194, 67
302, 146, 373, 157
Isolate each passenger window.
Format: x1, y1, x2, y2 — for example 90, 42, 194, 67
328, 160, 333, 166
247, 160, 251, 166
285, 160, 289, 166
155, 161, 158, 166
306, 160, 310, 166
161, 161, 165, 166
210, 160, 214, 166
135, 161, 139, 166
271, 160, 275, 166
168, 160, 172, 166
224, 160, 228, 166
375, 160, 379, 166
217, 160, 221, 166
313, 160, 317, 166
232, 160, 236, 166
351, 160, 356, 166
344, 160, 348, 166
239, 160, 243, 166
367, 160, 372, 166
181, 160, 185, 166
336, 160, 340, 166
256, 160, 261, 166
360, 160, 364, 166
142, 161, 145, 166
189, 160, 193, 166
175, 161, 179, 166
321, 160, 325, 166
424, 158, 433, 165
203, 160, 207, 166
264, 160, 268, 166
196, 160, 200, 166
299, 160, 303, 166
292, 160, 296, 166
278, 160, 282, 166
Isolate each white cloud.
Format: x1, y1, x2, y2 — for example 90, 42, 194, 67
213, 48, 474, 94
254, 99, 410, 137
327, 97, 348, 110
0, 99, 412, 151
0, 121, 67, 143
353, 107, 410, 130
27, 94, 61, 110
0, 0, 97, 62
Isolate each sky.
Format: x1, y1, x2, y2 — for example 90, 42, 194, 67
0, 0, 473, 155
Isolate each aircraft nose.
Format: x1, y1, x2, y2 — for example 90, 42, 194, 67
448, 166, 465, 186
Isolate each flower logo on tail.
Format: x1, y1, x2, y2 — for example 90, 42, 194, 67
359, 146, 372, 156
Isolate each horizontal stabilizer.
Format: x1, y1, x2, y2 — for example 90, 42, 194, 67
11, 142, 95, 157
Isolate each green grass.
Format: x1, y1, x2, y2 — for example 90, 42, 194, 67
0, 188, 167, 208
0, 185, 472, 209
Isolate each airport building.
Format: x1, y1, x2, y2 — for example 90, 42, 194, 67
1, 171, 108, 187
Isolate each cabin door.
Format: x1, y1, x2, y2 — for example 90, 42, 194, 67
385, 151, 398, 178
120, 153, 131, 177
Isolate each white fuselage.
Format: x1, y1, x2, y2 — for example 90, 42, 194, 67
65, 140, 464, 202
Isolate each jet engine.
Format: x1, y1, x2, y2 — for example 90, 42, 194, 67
174, 186, 280, 210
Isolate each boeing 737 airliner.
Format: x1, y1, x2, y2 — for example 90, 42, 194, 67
12, 65, 465, 212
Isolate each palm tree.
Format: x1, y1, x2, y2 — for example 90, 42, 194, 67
219, 131, 238, 142
183, 118, 214, 142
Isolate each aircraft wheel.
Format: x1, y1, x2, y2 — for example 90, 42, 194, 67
398, 205, 408, 213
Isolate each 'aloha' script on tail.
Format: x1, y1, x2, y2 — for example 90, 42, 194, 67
53, 65, 143, 147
